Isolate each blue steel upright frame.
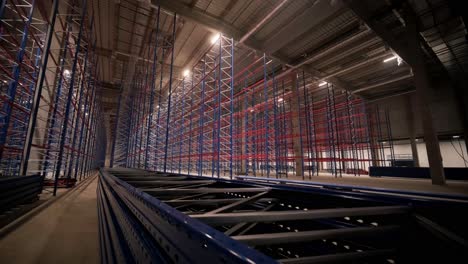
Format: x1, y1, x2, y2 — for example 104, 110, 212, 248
0, 0, 48, 176
52, 0, 87, 194
3, 0, 104, 192
20, 0, 59, 176
144, 6, 161, 169
162, 13, 177, 173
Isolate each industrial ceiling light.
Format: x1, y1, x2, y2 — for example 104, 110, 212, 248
183, 69, 190, 77
319, 81, 327, 87
277, 98, 283, 102
64, 69, 71, 79
383, 56, 398, 63
211, 33, 220, 44
397, 56, 403, 66
453, 135, 460, 139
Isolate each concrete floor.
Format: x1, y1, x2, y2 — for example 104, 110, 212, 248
189, 170, 468, 196
284, 173, 468, 196
0, 168, 467, 264
0, 174, 99, 264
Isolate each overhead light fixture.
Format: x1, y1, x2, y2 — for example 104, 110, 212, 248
210, 33, 220, 44
156, 105, 160, 109
183, 69, 190, 77
453, 135, 460, 139
277, 98, 283, 102
319, 81, 327, 87
63, 69, 71, 78
383, 56, 398, 63
2, 80, 7, 84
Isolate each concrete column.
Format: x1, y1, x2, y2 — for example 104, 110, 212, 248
367, 111, 380, 167
240, 102, 247, 174
453, 78, 468, 153
316, 148, 322, 173
369, 144, 380, 167
406, 17, 445, 185
406, 95, 420, 167
290, 73, 304, 177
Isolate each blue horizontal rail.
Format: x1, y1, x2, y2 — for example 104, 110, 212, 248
97, 169, 275, 264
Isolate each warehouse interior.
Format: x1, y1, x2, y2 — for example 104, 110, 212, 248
1, 0, 468, 263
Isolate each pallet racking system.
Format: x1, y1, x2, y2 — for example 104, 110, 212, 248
98, 168, 468, 263
1, 0, 105, 195
0, 0, 48, 176
110, 8, 395, 179
1, 1, 395, 189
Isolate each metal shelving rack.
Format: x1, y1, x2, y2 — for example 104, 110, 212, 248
112, 6, 178, 174
98, 168, 468, 263
1, 0, 105, 195
34, 0, 102, 192
112, 14, 236, 179
0, 0, 48, 176
110, 26, 395, 179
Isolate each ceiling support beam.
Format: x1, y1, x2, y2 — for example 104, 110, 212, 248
150, 0, 266, 53
263, 0, 344, 55
150, 0, 243, 39
295, 28, 371, 66
352, 73, 413, 94
151, 0, 354, 94
304, 65, 355, 92
344, 0, 446, 185
239, 0, 289, 44
138, 7, 155, 58
95, 46, 182, 75
343, 1, 415, 66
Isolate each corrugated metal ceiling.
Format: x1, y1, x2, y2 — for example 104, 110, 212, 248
94, 0, 467, 110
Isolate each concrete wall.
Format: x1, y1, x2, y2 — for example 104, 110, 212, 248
391, 139, 468, 167
371, 76, 467, 171
374, 81, 464, 139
